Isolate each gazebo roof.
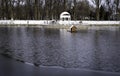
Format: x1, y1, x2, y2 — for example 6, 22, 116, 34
60, 12, 70, 16
60, 12, 71, 18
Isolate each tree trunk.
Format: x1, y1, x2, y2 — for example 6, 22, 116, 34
73, 0, 76, 20
10, 0, 14, 19
96, 0, 100, 20
64, 0, 67, 11
35, 0, 39, 20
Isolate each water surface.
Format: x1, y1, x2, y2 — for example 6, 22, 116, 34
0, 27, 120, 72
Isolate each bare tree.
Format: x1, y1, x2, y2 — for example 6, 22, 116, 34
73, 0, 77, 20
91, 0, 102, 20
114, 0, 120, 13
63, 0, 67, 11
35, 0, 38, 20
0, 0, 116, 20
105, 0, 115, 19
10, 0, 14, 19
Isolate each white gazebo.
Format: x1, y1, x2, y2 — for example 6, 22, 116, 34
60, 12, 71, 21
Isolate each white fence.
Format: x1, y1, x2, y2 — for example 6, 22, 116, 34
58, 20, 120, 25
0, 20, 52, 25
0, 20, 120, 25
82, 21, 120, 25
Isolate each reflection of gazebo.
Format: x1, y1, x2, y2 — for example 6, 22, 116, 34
60, 12, 71, 21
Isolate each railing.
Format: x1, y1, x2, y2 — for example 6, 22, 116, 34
0, 20, 120, 25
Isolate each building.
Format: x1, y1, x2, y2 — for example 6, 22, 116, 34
67, 25, 77, 32
60, 12, 71, 21
59, 11, 81, 25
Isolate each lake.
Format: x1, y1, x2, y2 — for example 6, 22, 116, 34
0, 26, 120, 73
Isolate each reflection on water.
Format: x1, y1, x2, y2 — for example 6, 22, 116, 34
0, 27, 120, 72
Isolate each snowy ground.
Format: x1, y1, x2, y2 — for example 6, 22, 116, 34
0, 20, 120, 25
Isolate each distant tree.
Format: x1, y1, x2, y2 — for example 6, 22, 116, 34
0, 0, 4, 19
52, 0, 62, 19
1, 0, 119, 20
104, 0, 120, 20
9, 0, 14, 19
114, 0, 120, 13
75, 0, 91, 20
91, 0, 102, 20
1, 0, 9, 19
64, 0, 67, 11
73, 0, 77, 20
34, 0, 39, 20
99, 5, 106, 20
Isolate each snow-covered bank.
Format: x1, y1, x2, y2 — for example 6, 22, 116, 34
59, 20, 120, 25
0, 20, 51, 25
82, 21, 120, 25
0, 20, 120, 25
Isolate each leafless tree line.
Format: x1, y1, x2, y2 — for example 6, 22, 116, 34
91, 0, 120, 20
0, 0, 120, 20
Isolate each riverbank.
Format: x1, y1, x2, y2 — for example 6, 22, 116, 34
0, 55, 120, 76
0, 24, 119, 31
0, 20, 120, 31
0, 20, 120, 25
42, 24, 120, 30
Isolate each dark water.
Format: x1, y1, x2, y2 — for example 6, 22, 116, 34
0, 27, 120, 72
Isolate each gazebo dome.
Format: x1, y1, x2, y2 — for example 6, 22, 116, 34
60, 12, 71, 21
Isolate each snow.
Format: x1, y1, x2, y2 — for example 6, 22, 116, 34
0, 20, 120, 25
82, 21, 120, 25
58, 20, 120, 25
